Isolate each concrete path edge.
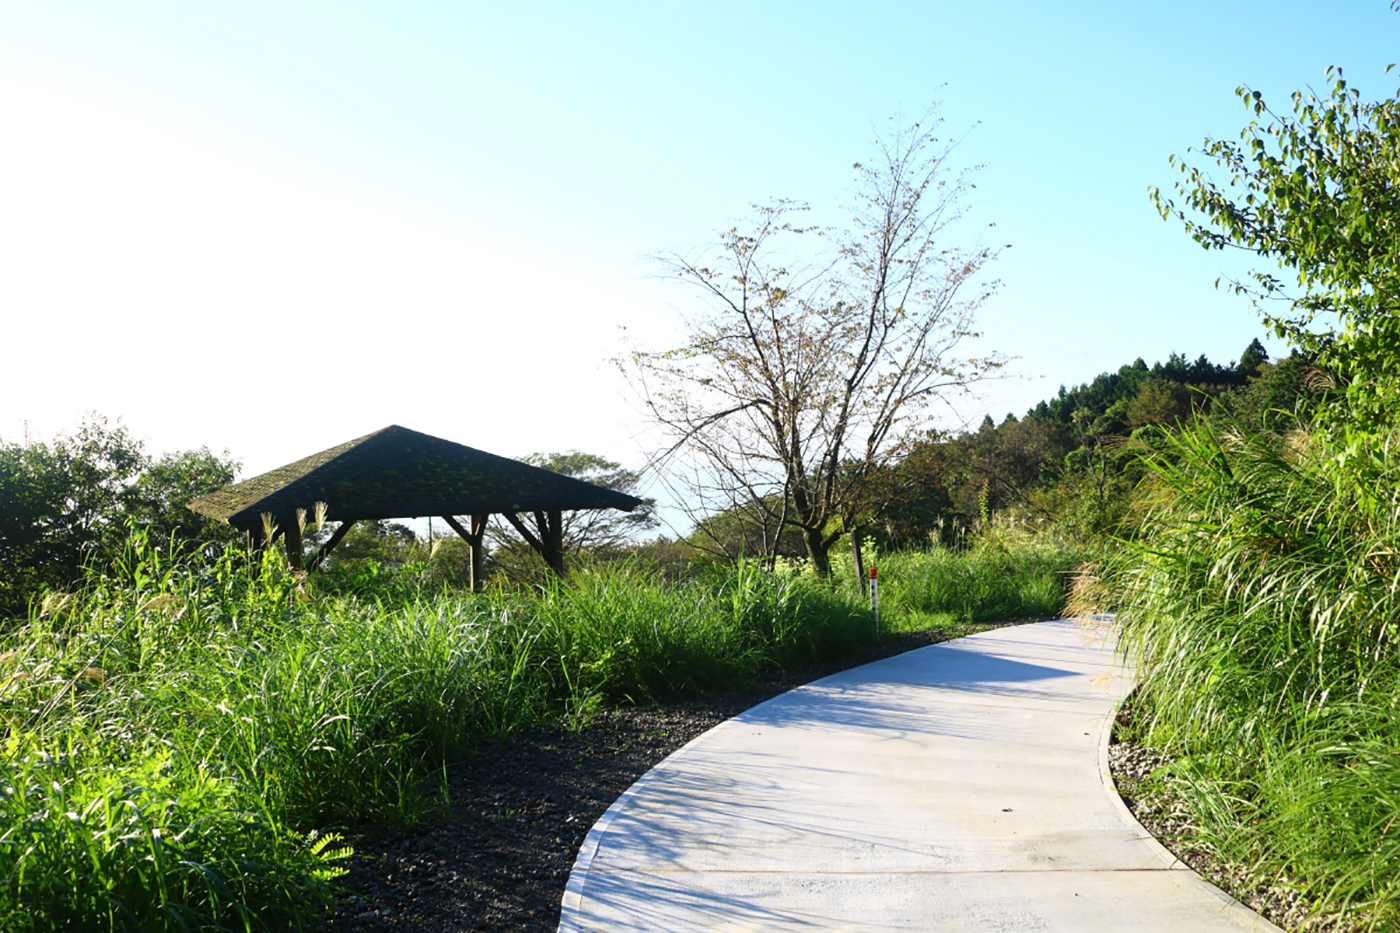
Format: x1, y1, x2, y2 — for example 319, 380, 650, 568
559, 622, 1285, 932
1094, 671, 1278, 921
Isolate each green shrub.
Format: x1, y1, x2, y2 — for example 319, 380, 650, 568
513, 559, 870, 705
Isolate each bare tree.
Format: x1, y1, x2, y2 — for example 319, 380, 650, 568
628, 108, 1006, 577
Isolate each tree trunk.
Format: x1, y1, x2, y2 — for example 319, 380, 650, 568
851, 527, 868, 597
803, 525, 833, 577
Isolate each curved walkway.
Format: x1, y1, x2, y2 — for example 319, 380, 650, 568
559, 620, 1282, 932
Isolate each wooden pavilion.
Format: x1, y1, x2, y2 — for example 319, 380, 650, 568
187, 425, 643, 589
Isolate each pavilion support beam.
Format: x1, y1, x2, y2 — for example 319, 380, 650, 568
537, 509, 566, 579
504, 511, 543, 552
284, 517, 304, 571
504, 510, 567, 581
548, 510, 565, 577
308, 519, 358, 571
470, 513, 487, 591
443, 514, 489, 593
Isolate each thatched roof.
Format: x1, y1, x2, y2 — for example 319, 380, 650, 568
188, 425, 643, 531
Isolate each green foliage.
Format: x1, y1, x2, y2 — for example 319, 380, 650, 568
868, 530, 1082, 625
323, 518, 421, 568
1026, 349, 1253, 426
1103, 419, 1400, 926
122, 447, 241, 548
0, 526, 887, 926
0, 537, 354, 929
684, 496, 809, 564
0, 416, 147, 612
866, 418, 1073, 549
519, 452, 658, 547
1124, 377, 1192, 428
535, 559, 869, 704
620, 535, 701, 583
1211, 353, 1324, 431
1154, 68, 1400, 433
0, 736, 344, 933
1024, 460, 1137, 542
1238, 337, 1269, 378
873, 344, 1306, 548
867, 441, 962, 549
0, 416, 240, 615
1107, 60, 1400, 926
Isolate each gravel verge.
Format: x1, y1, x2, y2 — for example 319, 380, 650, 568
325, 619, 1033, 932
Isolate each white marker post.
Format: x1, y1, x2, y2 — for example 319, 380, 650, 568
869, 566, 880, 639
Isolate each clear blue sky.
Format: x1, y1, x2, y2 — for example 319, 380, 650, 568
3, 1, 1397, 497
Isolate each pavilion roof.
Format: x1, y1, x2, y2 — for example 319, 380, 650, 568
187, 425, 643, 531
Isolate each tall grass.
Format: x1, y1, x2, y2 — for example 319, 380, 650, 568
0, 534, 873, 930
542, 559, 869, 704
1104, 418, 1400, 928
868, 530, 1083, 627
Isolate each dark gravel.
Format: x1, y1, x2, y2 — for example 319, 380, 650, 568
326, 620, 1032, 932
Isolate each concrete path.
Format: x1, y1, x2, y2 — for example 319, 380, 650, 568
559, 620, 1282, 932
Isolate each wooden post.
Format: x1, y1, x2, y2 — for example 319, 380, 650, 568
544, 509, 565, 578
443, 514, 489, 593
284, 516, 304, 571
308, 519, 357, 571
506, 511, 567, 580
470, 513, 487, 592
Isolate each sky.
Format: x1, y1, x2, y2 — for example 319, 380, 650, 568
3, 1, 1398, 517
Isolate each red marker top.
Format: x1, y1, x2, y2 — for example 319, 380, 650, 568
868, 567, 878, 579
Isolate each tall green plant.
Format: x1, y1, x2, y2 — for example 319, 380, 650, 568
1107, 417, 1400, 926
872, 531, 1081, 625
0, 532, 883, 928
